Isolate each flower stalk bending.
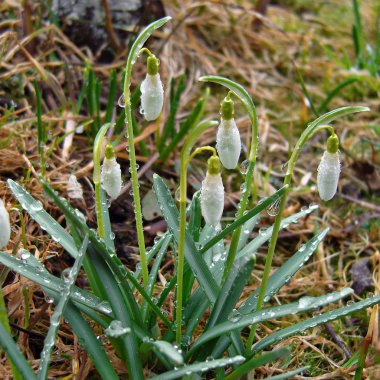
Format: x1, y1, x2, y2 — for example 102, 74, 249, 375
245, 106, 369, 355
122, 17, 171, 287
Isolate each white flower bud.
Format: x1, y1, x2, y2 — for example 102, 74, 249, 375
140, 73, 164, 121
216, 118, 241, 169
101, 156, 122, 199
67, 175, 83, 200
317, 151, 341, 201
0, 200, 10, 249
201, 172, 224, 226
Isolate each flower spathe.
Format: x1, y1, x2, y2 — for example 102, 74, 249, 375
0, 199, 10, 249
101, 145, 122, 199
67, 174, 83, 199
201, 156, 224, 226
317, 133, 341, 201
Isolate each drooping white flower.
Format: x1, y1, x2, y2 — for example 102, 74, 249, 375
216, 95, 241, 169
0, 200, 10, 249
140, 55, 164, 121
201, 156, 224, 226
101, 146, 122, 199
317, 133, 341, 201
216, 118, 241, 169
317, 151, 340, 201
67, 174, 83, 200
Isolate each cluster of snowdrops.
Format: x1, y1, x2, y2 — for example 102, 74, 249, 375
0, 16, 372, 380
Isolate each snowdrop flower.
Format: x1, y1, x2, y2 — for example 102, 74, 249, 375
101, 144, 122, 199
140, 54, 164, 121
216, 95, 241, 169
201, 156, 224, 226
0, 200, 10, 249
317, 133, 341, 201
67, 174, 83, 200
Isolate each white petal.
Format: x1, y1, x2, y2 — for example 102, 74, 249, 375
140, 74, 164, 121
216, 118, 241, 169
200, 173, 224, 226
67, 175, 83, 199
101, 157, 122, 199
0, 200, 10, 249
317, 151, 340, 201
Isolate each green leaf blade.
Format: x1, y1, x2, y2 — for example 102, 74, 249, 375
153, 174, 219, 304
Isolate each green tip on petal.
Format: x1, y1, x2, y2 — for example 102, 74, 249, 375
207, 156, 221, 175
220, 96, 234, 120
147, 55, 159, 75
105, 144, 115, 159
327, 133, 339, 154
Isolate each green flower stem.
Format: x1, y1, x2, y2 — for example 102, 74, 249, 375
188, 146, 217, 162
245, 106, 369, 354
198, 76, 259, 283
122, 16, 171, 288
177, 120, 218, 344
223, 160, 255, 283
138, 47, 154, 58
93, 123, 112, 239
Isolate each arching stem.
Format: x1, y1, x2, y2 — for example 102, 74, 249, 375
245, 107, 369, 354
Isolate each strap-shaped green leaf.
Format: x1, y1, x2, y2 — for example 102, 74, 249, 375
185, 207, 322, 350
0, 322, 37, 380
142, 234, 172, 323
239, 227, 329, 314
38, 235, 89, 379
262, 366, 310, 380
149, 355, 245, 380
207, 254, 256, 330
196, 253, 255, 358
0, 250, 112, 316
86, 247, 144, 379
39, 178, 145, 324
225, 348, 290, 380
62, 302, 119, 380
7, 179, 78, 258
187, 288, 353, 357
212, 229, 329, 358
252, 294, 380, 354
153, 173, 219, 303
